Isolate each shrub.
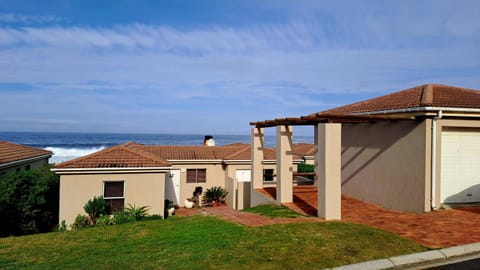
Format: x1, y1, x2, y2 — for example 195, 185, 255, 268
58, 220, 67, 232
297, 163, 315, 180
297, 163, 315, 173
95, 215, 114, 226
0, 165, 59, 236
203, 186, 228, 204
112, 210, 135, 224
83, 196, 107, 224
125, 204, 150, 221
71, 214, 89, 230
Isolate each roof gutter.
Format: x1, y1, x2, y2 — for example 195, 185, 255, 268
168, 159, 223, 165
0, 154, 52, 170
223, 159, 304, 165
51, 167, 172, 174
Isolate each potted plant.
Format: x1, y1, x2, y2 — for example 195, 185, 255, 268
164, 200, 175, 217
203, 186, 228, 206
166, 200, 175, 216
184, 197, 195, 209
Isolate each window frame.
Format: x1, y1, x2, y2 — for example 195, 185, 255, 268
186, 168, 207, 183
103, 181, 125, 212
263, 169, 275, 182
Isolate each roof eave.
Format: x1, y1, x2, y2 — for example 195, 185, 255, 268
168, 159, 223, 165
355, 106, 480, 115
51, 166, 173, 174
0, 154, 52, 169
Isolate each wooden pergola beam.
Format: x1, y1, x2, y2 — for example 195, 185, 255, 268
250, 113, 416, 128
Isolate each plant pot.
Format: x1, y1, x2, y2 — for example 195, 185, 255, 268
167, 207, 175, 216
213, 201, 222, 207
184, 199, 194, 209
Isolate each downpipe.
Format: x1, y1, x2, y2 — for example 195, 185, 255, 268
431, 110, 443, 210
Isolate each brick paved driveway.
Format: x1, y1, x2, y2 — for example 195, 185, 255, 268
262, 186, 480, 248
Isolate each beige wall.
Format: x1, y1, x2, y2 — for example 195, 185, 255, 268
225, 164, 249, 209
0, 157, 49, 178
171, 163, 226, 207
341, 120, 431, 213
173, 163, 268, 209
59, 172, 166, 226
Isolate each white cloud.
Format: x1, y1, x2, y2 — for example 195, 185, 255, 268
1, 6, 479, 134
0, 13, 61, 24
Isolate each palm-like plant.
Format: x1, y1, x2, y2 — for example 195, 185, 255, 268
124, 204, 150, 221
83, 196, 107, 224
203, 186, 228, 204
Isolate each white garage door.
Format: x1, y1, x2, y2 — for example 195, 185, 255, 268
440, 127, 480, 203
236, 170, 251, 182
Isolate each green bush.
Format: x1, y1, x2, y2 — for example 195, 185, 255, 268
297, 163, 315, 173
0, 165, 59, 236
95, 215, 114, 226
71, 214, 89, 230
83, 196, 107, 224
297, 163, 315, 180
203, 186, 228, 204
124, 204, 150, 221
57, 220, 67, 232
112, 210, 135, 224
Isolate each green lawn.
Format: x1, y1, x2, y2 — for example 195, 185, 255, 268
0, 216, 427, 269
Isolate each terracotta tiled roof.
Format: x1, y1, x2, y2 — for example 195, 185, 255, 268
55, 142, 315, 169
0, 141, 52, 164
292, 143, 315, 156
55, 143, 170, 169
130, 144, 250, 160
224, 145, 278, 160
320, 84, 480, 115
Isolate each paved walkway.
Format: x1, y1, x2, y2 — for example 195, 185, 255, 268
262, 186, 480, 248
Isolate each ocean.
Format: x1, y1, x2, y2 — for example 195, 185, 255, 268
0, 132, 313, 164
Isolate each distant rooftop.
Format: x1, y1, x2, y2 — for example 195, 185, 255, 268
0, 141, 52, 164
55, 142, 314, 169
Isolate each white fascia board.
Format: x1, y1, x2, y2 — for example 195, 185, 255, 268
167, 160, 223, 165
51, 167, 172, 174
261, 159, 303, 165
223, 160, 250, 165
0, 154, 52, 170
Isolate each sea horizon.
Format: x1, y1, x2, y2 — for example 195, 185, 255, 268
0, 131, 314, 164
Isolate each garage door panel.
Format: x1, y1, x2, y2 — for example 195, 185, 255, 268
441, 128, 480, 203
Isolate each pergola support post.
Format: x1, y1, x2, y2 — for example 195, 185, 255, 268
251, 127, 264, 190
276, 125, 293, 203
315, 123, 342, 220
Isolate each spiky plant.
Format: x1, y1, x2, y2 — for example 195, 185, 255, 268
124, 204, 150, 221
203, 186, 228, 204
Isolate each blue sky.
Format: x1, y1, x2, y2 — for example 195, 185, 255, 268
0, 0, 479, 135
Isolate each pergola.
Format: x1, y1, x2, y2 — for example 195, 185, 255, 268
249, 113, 415, 220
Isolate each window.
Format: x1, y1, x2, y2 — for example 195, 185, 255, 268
104, 181, 125, 213
25, 165, 31, 171
263, 169, 274, 182
186, 169, 206, 183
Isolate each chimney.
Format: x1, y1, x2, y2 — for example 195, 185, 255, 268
204, 135, 215, 146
